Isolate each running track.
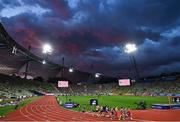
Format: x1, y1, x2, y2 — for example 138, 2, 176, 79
1, 96, 111, 121
1, 95, 180, 121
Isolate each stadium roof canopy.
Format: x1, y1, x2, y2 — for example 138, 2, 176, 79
0, 23, 116, 83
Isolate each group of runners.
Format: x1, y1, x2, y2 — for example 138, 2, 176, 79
92, 105, 133, 120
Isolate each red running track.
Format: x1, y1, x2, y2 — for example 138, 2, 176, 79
1, 95, 180, 121
1, 96, 112, 121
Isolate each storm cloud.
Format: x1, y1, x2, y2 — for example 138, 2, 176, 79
0, 0, 180, 77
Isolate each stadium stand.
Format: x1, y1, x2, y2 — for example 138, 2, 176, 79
113, 78, 180, 96
0, 73, 179, 99
0, 73, 56, 99
54, 76, 180, 96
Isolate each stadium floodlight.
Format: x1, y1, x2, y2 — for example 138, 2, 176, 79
69, 67, 74, 73
42, 60, 46, 64
95, 73, 101, 78
124, 43, 137, 54
42, 43, 53, 54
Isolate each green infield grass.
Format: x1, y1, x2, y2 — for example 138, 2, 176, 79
0, 96, 40, 116
57, 95, 169, 111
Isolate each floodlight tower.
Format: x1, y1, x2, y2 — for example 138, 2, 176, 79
69, 67, 74, 73
42, 60, 46, 64
124, 43, 140, 79
24, 45, 31, 79
95, 73, 101, 78
42, 43, 53, 64
42, 43, 53, 54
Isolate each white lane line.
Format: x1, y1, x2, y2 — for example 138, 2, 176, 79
36, 96, 79, 120
38, 96, 69, 120
43, 97, 103, 121
20, 104, 36, 121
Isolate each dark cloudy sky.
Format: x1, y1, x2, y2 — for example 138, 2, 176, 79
0, 0, 180, 78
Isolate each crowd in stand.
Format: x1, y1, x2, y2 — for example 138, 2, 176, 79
0, 73, 180, 99
0, 74, 56, 99
57, 83, 114, 96
56, 78, 179, 97
113, 78, 180, 96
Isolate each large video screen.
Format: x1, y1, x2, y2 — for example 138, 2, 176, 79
118, 79, 131, 86
58, 81, 69, 87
